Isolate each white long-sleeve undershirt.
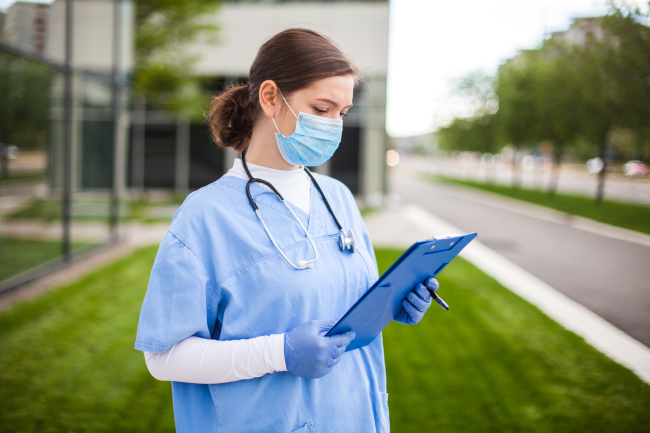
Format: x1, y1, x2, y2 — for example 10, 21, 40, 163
144, 334, 287, 384
143, 158, 312, 384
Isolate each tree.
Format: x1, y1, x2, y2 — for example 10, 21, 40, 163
436, 2, 650, 200
570, 4, 650, 205
495, 53, 539, 188
0, 55, 51, 152
437, 114, 497, 154
134, 0, 222, 119
528, 41, 584, 196
600, 4, 650, 164
455, 70, 499, 118
437, 72, 499, 157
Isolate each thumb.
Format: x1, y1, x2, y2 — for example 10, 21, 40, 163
315, 319, 338, 335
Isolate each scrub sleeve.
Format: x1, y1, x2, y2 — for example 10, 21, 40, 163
135, 229, 217, 353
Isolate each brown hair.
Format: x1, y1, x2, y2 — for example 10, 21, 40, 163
207, 28, 361, 151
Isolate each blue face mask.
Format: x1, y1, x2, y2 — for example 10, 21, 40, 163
272, 90, 343, 167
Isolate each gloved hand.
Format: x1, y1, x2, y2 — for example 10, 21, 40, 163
394, 277, 438, 325
284, 320, 356, 379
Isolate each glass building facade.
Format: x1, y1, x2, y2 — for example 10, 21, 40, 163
0, 0, 133, 291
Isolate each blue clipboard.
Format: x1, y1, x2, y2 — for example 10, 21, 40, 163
326, 232, 477, 351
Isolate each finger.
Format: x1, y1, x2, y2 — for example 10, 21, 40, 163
402, 299, 423, 325
426, 277, 440, 293
328, 330, 355, 347
406, 290, 429, 312
335, 331, 355, 349
329, 344, 342, 360
415, 283, 432, 303
335, 343, 350, 357
326, 354, 341, 368
315, 320, 337, 334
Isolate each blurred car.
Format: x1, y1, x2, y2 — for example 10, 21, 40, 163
623, 160, 649, 177
586, 157, 604, 174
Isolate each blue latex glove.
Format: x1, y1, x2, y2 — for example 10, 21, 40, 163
394, 277, 438, 325
284, 320, 356, 379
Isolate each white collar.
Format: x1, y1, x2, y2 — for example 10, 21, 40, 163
229, 158, 310, 183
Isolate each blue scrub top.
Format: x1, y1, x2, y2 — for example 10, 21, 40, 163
134, 173, 389, 433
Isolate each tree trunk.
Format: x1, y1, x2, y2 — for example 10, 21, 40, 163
595, 132, 608, 206
547, 150, 563, 197
0, 140, 7, 180
485, 159, 494, 184
512, 152, 521, 189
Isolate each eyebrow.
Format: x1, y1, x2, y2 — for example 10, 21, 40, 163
316, 98, 353, 109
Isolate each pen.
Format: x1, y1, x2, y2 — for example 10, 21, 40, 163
427, 288, 450, 310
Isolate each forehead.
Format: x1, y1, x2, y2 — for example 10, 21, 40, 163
298, 75, 355, 105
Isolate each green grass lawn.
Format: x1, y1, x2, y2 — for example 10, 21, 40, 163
7, 199, 132, 222
0, 246, 648, 432
7, 198, 61, 221
379, 248, 650, 432
0, 246, 174, 433
7, 198, 176, 224
0, 237, 90, 282
0, 173, 46, 183
433, 176, 650, 236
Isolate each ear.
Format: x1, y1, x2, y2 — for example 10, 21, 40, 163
259, 80, 279, 118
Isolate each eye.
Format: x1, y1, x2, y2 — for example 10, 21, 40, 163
340, 112, 348, 118
314, 108, 327, 114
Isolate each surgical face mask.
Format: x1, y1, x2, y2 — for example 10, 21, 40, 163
272, 90, 343, 167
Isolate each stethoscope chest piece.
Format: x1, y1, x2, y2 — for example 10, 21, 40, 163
339, 229, 356, 253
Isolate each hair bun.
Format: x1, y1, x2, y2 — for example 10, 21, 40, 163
207, 84, 254, 151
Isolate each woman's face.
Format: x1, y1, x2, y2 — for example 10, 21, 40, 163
270, 75, 355, 137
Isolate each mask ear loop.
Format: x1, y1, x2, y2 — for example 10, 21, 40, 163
278, 89, 298, 118
271, 88, 298, 137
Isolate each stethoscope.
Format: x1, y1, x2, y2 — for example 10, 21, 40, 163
241, 148, 355, 270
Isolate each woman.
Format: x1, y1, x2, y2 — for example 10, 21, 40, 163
134, 28, 438, 433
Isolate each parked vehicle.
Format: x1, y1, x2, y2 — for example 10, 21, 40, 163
586, 157, 604, 174
623, 160, 649, 177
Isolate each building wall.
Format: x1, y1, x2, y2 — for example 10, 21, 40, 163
3, 1, 50, 55
188, 2, 388, 77
47, 0, 133, 73
550, 17, 604, 46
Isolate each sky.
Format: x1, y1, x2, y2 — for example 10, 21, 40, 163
386, 0, 649, 137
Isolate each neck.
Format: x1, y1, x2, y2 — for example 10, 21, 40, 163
244, 119, 301, 170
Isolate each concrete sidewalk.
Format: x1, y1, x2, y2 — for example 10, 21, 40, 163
364, 204, 650, 385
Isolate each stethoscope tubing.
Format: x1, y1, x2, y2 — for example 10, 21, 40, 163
241, 148, 351, 270
254, 204, 318, 270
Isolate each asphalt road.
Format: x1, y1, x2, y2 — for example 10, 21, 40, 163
390, 171, 650, 348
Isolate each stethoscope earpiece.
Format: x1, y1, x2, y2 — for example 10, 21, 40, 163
298, 260, 315, 268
